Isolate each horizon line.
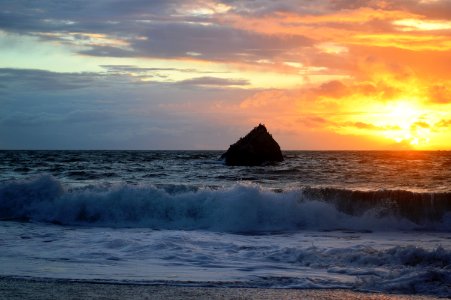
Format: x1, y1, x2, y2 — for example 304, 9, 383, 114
0, 149, 449, 152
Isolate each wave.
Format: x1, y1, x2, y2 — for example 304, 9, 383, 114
1, 245, 449, 296
264, 245, 451, 296
0, 175, 449, 232
300, 187, 451, 225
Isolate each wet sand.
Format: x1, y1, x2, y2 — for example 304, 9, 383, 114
0, 278, 442, 300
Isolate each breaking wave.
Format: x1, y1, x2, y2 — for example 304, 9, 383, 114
261, 245, 451, 296
0, 175, 450, 232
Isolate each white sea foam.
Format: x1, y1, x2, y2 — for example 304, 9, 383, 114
0, 221, 449, 296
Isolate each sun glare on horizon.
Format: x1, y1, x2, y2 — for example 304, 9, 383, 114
379, 100, 432, 148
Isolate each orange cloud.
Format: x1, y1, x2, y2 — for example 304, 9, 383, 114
219, 7, 433, 46
233, 69, 451, 149
428, 85, 451, 104
393, 18, 451, 31
436, 119, 451, 128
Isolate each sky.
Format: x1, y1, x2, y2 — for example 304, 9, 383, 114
1, 0, 450, 150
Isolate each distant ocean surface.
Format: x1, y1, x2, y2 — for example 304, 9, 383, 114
0, 151, 450, 296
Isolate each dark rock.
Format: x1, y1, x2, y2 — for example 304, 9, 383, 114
221, 124, 284, 166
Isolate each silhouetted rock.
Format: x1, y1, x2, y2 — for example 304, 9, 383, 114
221, 124, 283, 166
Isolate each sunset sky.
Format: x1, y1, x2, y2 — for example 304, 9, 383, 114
1, 0, 450, 150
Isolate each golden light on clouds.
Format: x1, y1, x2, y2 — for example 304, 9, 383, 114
316, 43, 349, 55
236, 69, 451, 149
393, 18, 451, 31
1, 0, 450, 149
350, 33, 451, 51
36, 32, 131, 49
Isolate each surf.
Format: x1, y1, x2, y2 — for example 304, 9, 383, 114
1, 175, 449, 232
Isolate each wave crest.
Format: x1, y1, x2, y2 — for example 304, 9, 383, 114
0, 175, 449, 232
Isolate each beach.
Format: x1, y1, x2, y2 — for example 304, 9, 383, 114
0, 278, 443, 300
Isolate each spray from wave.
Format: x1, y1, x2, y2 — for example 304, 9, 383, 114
0, 175, 449, 232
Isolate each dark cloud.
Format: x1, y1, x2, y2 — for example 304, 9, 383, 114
0, 1, 312, 62
75, 45, 138, 58
221, 0, 330, 16
0, 0, 176, 32
84, 23, 312, 61
329, 0, 389, 10
0, 67, 255, 149
0, 68, 250, 92
0, 68, 108, 90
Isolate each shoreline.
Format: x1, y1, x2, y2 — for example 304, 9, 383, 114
0, 277, 442, 300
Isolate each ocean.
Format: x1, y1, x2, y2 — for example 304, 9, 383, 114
0, 150, 450, 296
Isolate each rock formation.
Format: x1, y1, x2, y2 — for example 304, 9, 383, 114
221, 124, 283, 166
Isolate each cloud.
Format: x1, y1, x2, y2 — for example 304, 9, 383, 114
234, 71, 451, 149
394, 0, 451, 20
178, 76, 249, 86
0, 110, 113, 126
0, 0, 176, 34
2, 1, 449, 59
315, 80, 348, 98
0, 1, 312, 62
2, 0, 449, 80
346, 121, 380, 130
100, 65, 219, 74
1, 1, 451, 149
0, 68, 110, 90
85, 23, 311, 61
436, 119, 451, 128
0, 67, 255, 149
296, 116, 328, 128
219, 1, 451, 56
78, 46, 135, 58
428, 84, 451, 103
410, 120, 431, 129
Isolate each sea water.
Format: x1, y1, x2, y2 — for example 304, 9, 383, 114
0, 151, 450, 296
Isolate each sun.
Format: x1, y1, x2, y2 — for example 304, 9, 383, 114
380, 100, 431, 147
